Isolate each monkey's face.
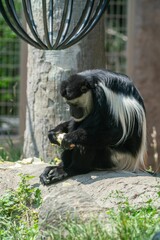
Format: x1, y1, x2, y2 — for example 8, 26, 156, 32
60, 75, 94, 122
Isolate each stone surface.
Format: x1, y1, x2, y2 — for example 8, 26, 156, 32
0, 161, 159, 233
39, 170, 160, 230
0, 160, 48, 197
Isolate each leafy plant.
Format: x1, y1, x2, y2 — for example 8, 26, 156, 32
106, 192, 160, 240
0, 174, 42, 239
0, 137, 22, 162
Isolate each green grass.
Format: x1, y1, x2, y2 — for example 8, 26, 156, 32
106, 191, 160, 240
0, 137, 22, 162
0, 174, 42, 240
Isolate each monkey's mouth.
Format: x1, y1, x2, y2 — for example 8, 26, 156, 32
69, 105, 84, 119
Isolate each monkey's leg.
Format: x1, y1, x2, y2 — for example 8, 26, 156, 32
39, 150, 73, 185
64, 146, 96, 175
39, 164, 70, 185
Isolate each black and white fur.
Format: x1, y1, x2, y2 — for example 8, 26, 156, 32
40, 69, 147, 185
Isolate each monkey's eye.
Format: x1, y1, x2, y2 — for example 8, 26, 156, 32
81, 85, 88, 93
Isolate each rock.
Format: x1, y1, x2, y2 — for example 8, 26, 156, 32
0, 161, 49, 197
17, 157, 42, 165
0, 163, 159, 233
39, 170, 160, 231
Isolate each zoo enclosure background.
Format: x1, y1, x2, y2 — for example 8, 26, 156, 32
0, 0, 128, 136
0, 0, 159, 170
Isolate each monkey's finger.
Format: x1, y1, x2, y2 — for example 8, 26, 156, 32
39, 174, 50, 185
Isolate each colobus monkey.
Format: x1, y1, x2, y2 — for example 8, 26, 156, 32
40, 69, 147, 185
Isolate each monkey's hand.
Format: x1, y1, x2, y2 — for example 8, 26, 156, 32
61, 129, 86, 149
48, 129, 60, 145
61, 133, 75, 149
48, 131, 66, 146
48, 130, 75, 149
48, 121, 70, 146
39, 165, 68, 185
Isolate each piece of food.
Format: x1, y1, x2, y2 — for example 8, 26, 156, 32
57, 133, 66, 145
57, 133, 75, 149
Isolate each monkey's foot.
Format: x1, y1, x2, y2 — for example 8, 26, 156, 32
39, 165, 68, 185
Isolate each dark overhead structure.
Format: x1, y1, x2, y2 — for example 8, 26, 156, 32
0, 0, 110, 50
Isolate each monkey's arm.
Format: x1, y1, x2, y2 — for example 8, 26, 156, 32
61, 127, 122, 149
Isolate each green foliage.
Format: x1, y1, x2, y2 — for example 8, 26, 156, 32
44, 217, 111, 240
105, 0, 127, 73
106, 191, 160, 240
0, 7, 20, 116
0, 174, 42, 240
0, 77, 19, 102
0, 146, 9, 162
0, 14, 20, 72
0, 15, 17, 39
0, 138, 22, 162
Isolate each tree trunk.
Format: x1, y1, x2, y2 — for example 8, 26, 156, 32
127, 0, 160, 170
23, 1, 105, 161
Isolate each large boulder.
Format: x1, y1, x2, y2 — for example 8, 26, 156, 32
0, 158, 49, 197
0, 161, 159, 232
39, 170, 160, 231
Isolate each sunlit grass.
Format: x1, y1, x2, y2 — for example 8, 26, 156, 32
0, 174, 42, 239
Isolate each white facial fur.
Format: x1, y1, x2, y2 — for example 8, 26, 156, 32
65, 90, 93, 122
